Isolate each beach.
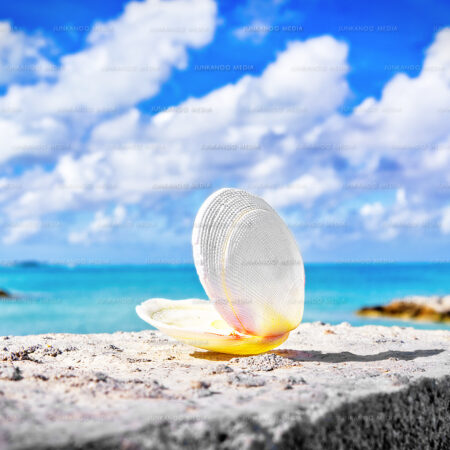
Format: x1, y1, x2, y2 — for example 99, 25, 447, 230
2, 264, 450, 448
1, 322, 449, 449
1, 0, 449, 447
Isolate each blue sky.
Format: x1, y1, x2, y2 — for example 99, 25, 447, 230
0, 0, 449, 263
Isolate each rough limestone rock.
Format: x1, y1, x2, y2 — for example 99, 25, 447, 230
0, 322, 449, 450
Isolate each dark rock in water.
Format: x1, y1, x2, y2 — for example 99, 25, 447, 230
358, 295, 450, 323
0, 289, 12, 298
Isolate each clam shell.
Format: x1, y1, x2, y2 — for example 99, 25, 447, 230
192, 188, 304, 337
136, 298, 289, 355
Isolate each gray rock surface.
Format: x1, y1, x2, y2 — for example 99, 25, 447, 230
0, 322, 449, 449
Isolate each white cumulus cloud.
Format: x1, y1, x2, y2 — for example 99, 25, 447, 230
0, 0, 217, 164
0, 14, 449, 256
69, 205, 127, 244
0, 21, 55, 85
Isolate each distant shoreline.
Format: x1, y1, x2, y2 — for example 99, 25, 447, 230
2, 260, 450, 268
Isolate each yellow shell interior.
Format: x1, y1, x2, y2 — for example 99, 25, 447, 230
136, 298, 289, 355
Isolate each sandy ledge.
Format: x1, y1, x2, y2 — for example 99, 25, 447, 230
0, 322, 449, 450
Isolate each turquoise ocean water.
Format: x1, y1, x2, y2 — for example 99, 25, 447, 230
1, 263, 450, 336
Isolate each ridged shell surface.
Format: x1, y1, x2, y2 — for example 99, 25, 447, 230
192, 188, 304, 337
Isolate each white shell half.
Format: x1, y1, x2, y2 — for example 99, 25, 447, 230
192, 188, 305, 337
136, 298, 290, 355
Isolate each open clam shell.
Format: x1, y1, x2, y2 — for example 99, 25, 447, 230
192, 188, 305, 337
136, 298, 289, 355
136, 188, 304, 355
